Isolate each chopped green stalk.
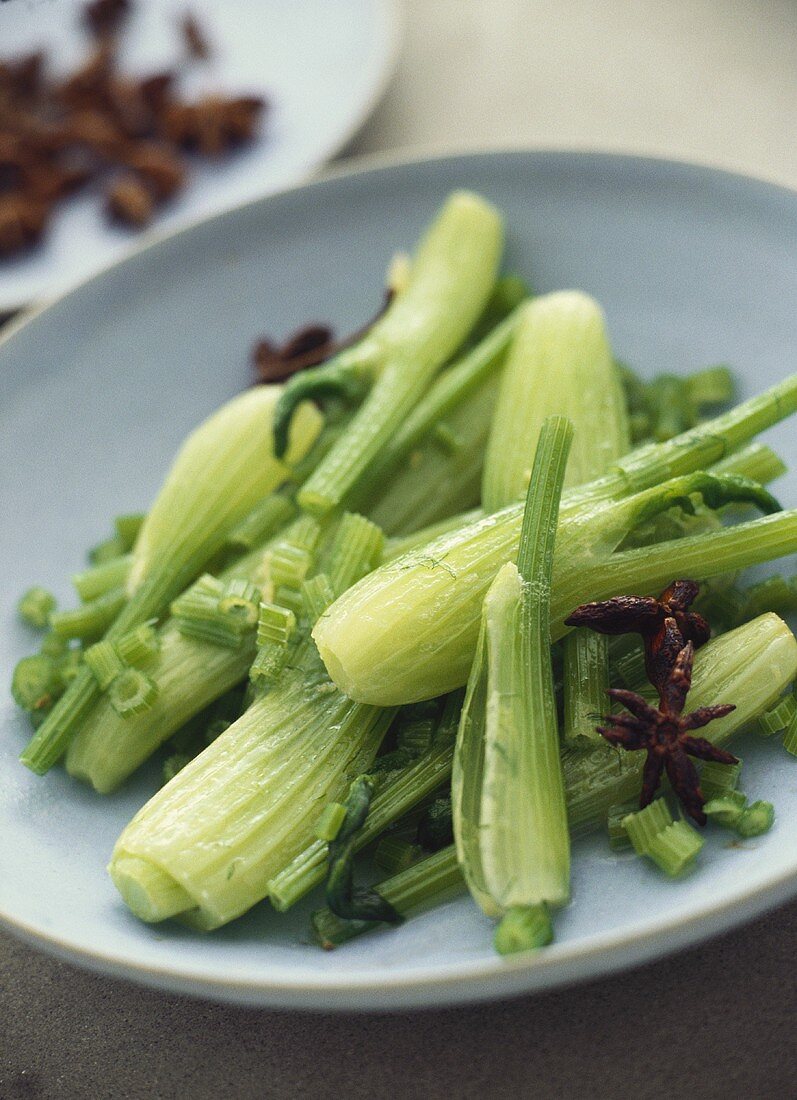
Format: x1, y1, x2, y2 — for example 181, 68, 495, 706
756, 693, 797, 736
327, 514, 385, 594
114, 513, 146, 550
72, 555, 132, 602
257, 603, 296, 646
482, 291, 629, 509
11, 654, 59, 713
315, 803, 347, 842
351, 310, 519, 525
711, 443, 786, 486
699, 759, 743, 801
49, 587, 127, 642
311, 845, 464, 949
703, 790, 748, 828
623, 801, 704, 876
453, 417, 572, 926
21, 385, 321, 774
17, 587, 56, 629
224, 495, 297, 553
494, 904, 553, 956
83, 640, 123, 689
39, 632, 68, 659
116, 623, 159, 668
89, 536, 125, 565
374, 837, 422, 874
267, 691, 462, 911
301, 575, 336, 623
783, 708, 797, 757
563, 630, 610, 745
171, 576, 260, 647
607, 800, 638, 851
281, 192, 504, 516
612, 644, 648, 691
736, 801, 775, 837
108, 668, 158, 717
324, 776, 402, 923
622, 799, 673, 848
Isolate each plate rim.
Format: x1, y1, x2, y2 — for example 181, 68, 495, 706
0, 0, 404, 315
2, 144, 797, 1011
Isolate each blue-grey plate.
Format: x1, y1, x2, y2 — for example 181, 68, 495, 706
1, 150, 797, 1011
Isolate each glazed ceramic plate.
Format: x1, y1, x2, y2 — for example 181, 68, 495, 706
0, 0, 400, 311
2, 150, 797, 1011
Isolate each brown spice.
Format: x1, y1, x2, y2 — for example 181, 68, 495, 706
106, 174, 154, 227
0, 0, 267, 258
598, 642, 737, 824
0, 194, 50, 255
161, 95, 265, 156
84, 0, 132, 39
121, 143, 185, 200
253, 291, 394, 384
565, 579, 710, 696
182, 14, 211, 60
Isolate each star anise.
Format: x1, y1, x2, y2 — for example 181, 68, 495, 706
565, 579, 710, 695
599, 642, 737, 824
252, 290, 395, 384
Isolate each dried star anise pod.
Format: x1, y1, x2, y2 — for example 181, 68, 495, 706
106, 174, 154, 227
0, 193, 51, 255
253, 325, 337, 383
182, 13, 211, 60
599, 642, 737, 824
120, 142, 185, 200
84, 0, 132, 39
160, 94, 265, 157
252, 290, 395, 384
57, 44, 116, 113
565, 579, 710, 695
0, 52, 45, 102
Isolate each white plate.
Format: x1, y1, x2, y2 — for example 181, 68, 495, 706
0, 0, 399, 311
1, 149, 797, 1010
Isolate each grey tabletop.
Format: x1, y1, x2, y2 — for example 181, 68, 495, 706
3, 2, 797, 1097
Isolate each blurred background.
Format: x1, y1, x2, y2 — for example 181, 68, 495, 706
350, 0, 797, 188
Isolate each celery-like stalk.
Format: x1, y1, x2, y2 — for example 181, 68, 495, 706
482, 292, 628, 509
108, 515, 393, 928
109, 674, 395, 928
127, 386, 320, 596
267, 692, 462, 911
20, 386, 321, 775
352, 310, 518, 528
453, 417, 572, 930
281, 192, 504, 516
481, 293, 630, 748
563, 629, 610, 745
315, 469, 791, 705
